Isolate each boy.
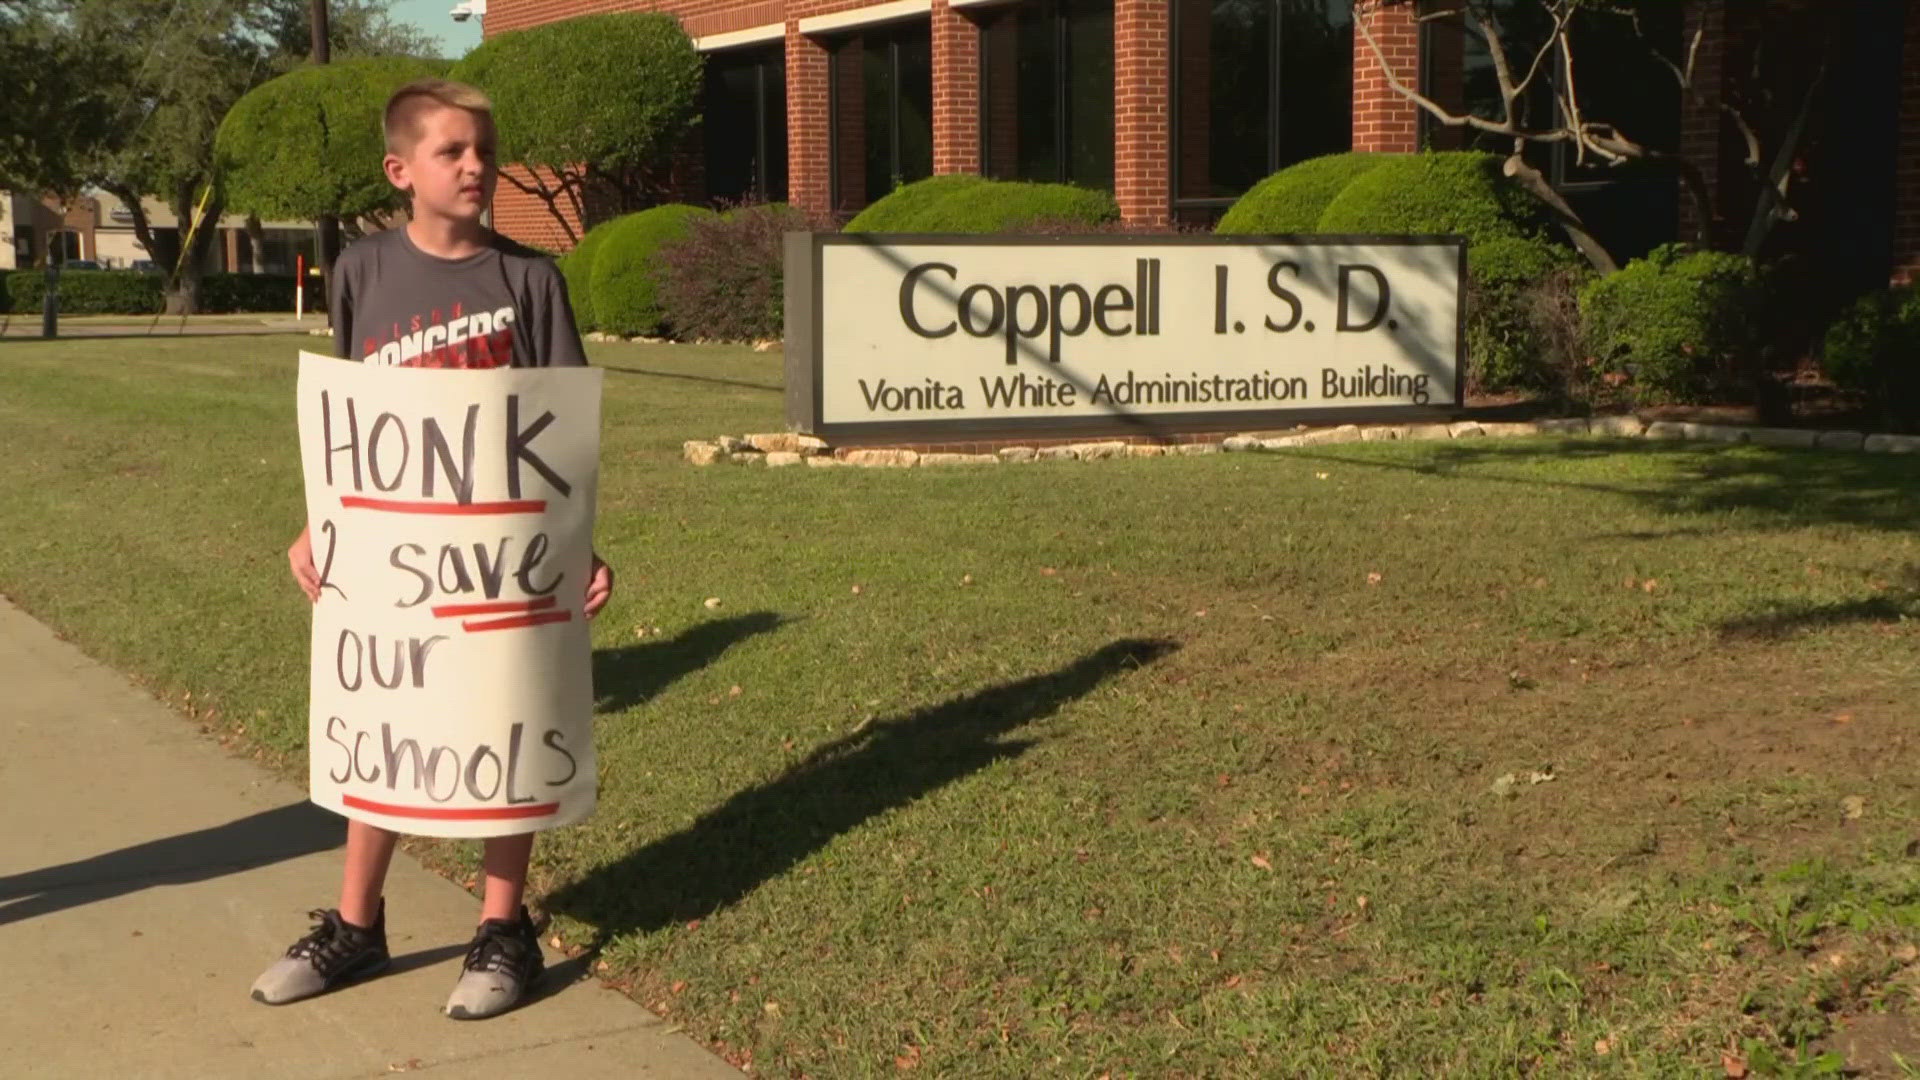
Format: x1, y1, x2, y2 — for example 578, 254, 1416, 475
253, 78, 614, 1020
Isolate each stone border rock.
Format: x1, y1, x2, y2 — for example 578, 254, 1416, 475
684, 420, 1920, 468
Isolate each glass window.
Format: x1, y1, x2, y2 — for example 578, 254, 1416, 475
1173, 0, 1354, 206
830, 21, 932, 213
980, 0, 1114, 190
704, 45, 789, 205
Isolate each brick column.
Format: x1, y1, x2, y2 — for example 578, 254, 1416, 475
1894, 0, 1920, 284
1676, 1, 1729, 248
931, 0, 980, 176
786, 22, 834, 219
1114, 0, 1170, 227
1351, 0, 1419, 153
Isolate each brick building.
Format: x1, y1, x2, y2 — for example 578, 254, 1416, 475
487, 0, 1920, 291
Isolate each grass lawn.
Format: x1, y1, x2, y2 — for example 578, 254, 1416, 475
3, 335, 1920, 1076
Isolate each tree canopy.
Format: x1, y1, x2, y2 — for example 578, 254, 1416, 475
451, 12, 702, 241
217, 56, 450, 224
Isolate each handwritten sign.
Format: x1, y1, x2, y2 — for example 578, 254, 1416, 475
296, 352, 603, 838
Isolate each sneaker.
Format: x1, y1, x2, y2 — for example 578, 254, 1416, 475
444, 906, 545, 1020
250, 905, 391, 1005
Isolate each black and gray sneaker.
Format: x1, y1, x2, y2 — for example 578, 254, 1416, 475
250, 905, 391, 1005
444, 906, 545, 1020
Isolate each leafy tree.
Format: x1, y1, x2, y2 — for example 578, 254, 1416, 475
217, 57, 450, 231
452, 12, 702, 243
0, 1, 119, 197
56, 0, 433, 311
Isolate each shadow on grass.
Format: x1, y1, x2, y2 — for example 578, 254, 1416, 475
1291, 439, 1920, 533
0, 801, 342, 928
593, 612, 788, 715
547, 638, 1178, 941
1719, 565, 1920, 641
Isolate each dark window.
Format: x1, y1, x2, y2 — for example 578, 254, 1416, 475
704, 45, 788, 205
830, 21, 932, 213
1420, 0, 1682, 261
1173, 0, 1354, 207
980, 0, 1114, 189
51, 230, 81, 264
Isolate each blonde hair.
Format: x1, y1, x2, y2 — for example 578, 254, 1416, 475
383, 78, 494, 155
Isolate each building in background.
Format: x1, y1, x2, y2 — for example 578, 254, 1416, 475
486, 0, 1920, 287
0, 190, 315, 275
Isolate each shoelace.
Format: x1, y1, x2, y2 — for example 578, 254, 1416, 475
464, 923, 531, 977
287, 909, 368, 972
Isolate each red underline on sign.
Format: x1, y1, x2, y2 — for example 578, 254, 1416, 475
462, 611, 574, 633
343, 794, 561, 821
340, 496, 548, 515
431, 597, 559, 618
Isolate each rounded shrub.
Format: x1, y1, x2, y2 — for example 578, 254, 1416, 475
1316, 151, 1548, 245
1822, 286, 1920, 432
1578, 244, 1762, 404
561, 218, 623, 332
1466, 236, 1585, 393
590, 204, 717, 338
1215, 152, 1396, 235
844, 176, 1117, 234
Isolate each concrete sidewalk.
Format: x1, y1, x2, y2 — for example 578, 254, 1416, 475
0, 599, 741, 1079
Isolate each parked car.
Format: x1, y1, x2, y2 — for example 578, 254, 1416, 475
61, 259, 103, 271
129, 259, 161, 273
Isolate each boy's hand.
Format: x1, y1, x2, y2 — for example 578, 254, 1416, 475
288, 526, 321, 603
584, 553, 614, 619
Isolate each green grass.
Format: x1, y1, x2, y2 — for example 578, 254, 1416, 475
4, 336, 1920, 1077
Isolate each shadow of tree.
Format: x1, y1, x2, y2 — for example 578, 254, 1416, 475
1719, 564, 1920, 640
1291, 439, 1920, 534
593, 612, 788, 715
547, 638, 1178, 941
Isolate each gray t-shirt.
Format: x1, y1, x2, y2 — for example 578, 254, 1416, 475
330, 227, 587, 369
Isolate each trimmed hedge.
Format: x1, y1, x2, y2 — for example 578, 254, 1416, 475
1215, 153, 1396, 235
1466, 237, 1585, 393
561, 219, 623, 332
4, 270, 164, 315
657, 203, 819, 343
198, 273, 322, 314
845, 176, 1117, 234
1823, 286, 1920, 432
1317, 152, 1548, 246
590, 204, 717, 338
1579, 244, 1763, 404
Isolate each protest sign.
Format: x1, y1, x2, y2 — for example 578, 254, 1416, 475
296, 352, 603, 838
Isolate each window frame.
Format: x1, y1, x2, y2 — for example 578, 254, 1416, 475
976, 0, 1115, 189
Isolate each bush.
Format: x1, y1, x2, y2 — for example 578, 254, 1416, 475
197, 273, 322, 314
1822, 286, 1920, 432
1466, 237, 1586, 393
561, 218, 623, 332
1215, 153, 1395, 235
590, 204, 716, 338
5, 269, 165, 315
844, 176, 1117, 234
1578, 244, 1763, 404
657, 203, 825, 343
1316, 151, 1548, 246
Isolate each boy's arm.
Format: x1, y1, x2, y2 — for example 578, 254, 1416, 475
329, 252, 354, 361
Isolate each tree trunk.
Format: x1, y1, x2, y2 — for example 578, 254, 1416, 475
163, 184, 223, 315
1503, 154, 1620, 274
245, 215, 266, 274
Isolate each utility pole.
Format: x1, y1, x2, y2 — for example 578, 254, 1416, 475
311, 0, 339, 294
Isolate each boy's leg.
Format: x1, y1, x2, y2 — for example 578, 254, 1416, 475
340, 819, 400, 927
479, 832, 535, 922
446, 832, 543, 1020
